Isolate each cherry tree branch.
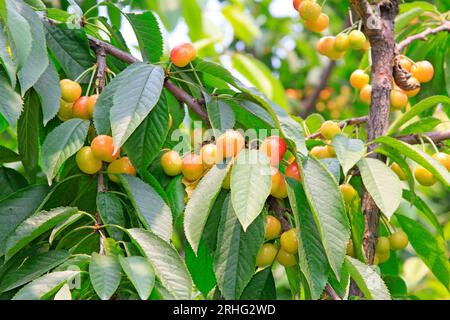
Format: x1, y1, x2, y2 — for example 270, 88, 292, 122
397, 21, 450, 52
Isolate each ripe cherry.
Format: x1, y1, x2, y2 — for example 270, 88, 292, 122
91, 135, 119, 163
293, 0, 304, 10
399, 56, 412, 72
359, 84, 372, 103
404, 77, 420, 97
265, 215, 282, 240
334, 33, 349, 51
160, 150, 183, 176
60, 79, 82, 102
310, 146, 329, 159
76, 146, 102, 175
170, 43, 197, 68
280, 228, 298, 254
276, 248, 297, 267
316, 36, 335, 56
260, 136, 287, 166
107, 157, 136, 183
304, 13, 329, 33
320, 120, 341, 140
389, 230, 408, 250
200, 143, 217, 168
390, 163, 406, 181
72, 96, 91, 119
390, 89, 408, 111
270, 167, 283, 196
58, 99, 73, 121
414, 166, 436, 186
256, 243, 278, 268
411, 60, 434, 83
375, 236, 390, 254
182, 153, 204, 181
272, 173, 288, 199
285, 161, 302, 182
375, 251, 390, 264
432, 152, 450, 171
326, 144, 336, 157
349, 69, 369, 90
216, 130, 245, 160
87, 94, 98, 118
348, 30, 366, 50
298, 1, 321, 21
340, 183, 358, 205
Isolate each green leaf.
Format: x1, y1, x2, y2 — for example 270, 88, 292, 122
205, 94, 236, 134
344, 256, 391, 300
320, 158, 341, 182
34, 62, 61, 125
54, 283, 71, 300
120, 175, 172, 241
214, 195, 265, 300
97, 192, 125, 241
89, 252, 121, 300
125, 94, 169, 173
388, 96, 450, 134
302, 156, 350, 277
0, 185, 49, 255
397, 214, 449, 288
231, 150, 271, 231
119, 256, 155, 300
127, 11, 163, 63
383, 275, 407, 297
185, 241, 216, 297
127, 228, 192, 300
18, 91, 40, 182
43, 21, 95, 81
12, 270, 80, 300
41, 119, 90, 184
185, 163, 231, 253
14, 0, 48, 95
93, 62, 144, 135
395, 7, 423, 33
402, 190, 442, 235
0, 146, 20, 164
0, 70, 22, 128
357, 158, 402, 219
286, 178, 329, 300
240, 268, 276, 300
0, 250, 69, 292
111, 63, 164, 150
0, 22, 17, 87
398, 117, 441, 135
181, 0, 204, 41
5, 207, 77, 260
165, 176, 185, 221
305, 113, 325, 134
194, 59, 237, 87
0, 167, 27, 200
376, 136, 450, 186
333, 135, 366, 175
222, 5, 261, 45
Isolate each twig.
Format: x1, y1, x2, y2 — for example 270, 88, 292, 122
307, 116, 368, 139
397, 21, 450, 52
396, 130, 450, 145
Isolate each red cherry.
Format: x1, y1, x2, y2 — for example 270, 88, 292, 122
260, 136, 287, 166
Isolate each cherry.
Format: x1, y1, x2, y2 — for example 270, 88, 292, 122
375, 236, 390, 254
414, 166, 436, 186
58, 99, 73, 121
389, 230, 408, 250
339, 183, 358, 205
304, 13, 329, 33
348, 30, 366, 50
320, 120, 341, 140
72, 96, 91, 119
298, 1, 321, 21
333, 33, 349, 51
293, 0, 304, 10
265, 215, 282, 240
91, 135, 119, 163
160, 150, 183, 176
87, 94, 98, 118
276, 248, 297, 267
256, 243, 278, 268
326, 144, 336, 157
200, 143, 217, 168
182, 153, 204, 181
76, 146, 102, 175
107, 157, 136, 183
260, 136, 287, 166
60, 79, 82, 102
432, 152, 450, 171
216, 130, 245, 160
375, 251, 390, 264
390, 163, 406, 181
349, 69, 369, 90
280, 228, 298, 254
404, 77, 420, 97
390, 89, 408, 111
359, 84, 372, 104
399, 56, 412, 72
316, 36, 335, 56
270, 167, 283, 196
411, 60, 434, 83
310, 146, 330, 159
285, 161, 302, 182
271, 173, 288, 199
170, 43, 197, 68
